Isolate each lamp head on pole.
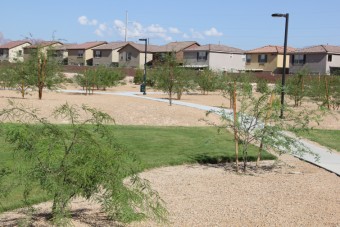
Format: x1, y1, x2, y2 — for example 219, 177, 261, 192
139, 38, 147, 42
272, 13, 288, 18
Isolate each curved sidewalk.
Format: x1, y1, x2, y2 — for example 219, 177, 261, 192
61, 89, 340, 176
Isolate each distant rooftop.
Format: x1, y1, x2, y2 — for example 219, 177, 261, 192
246, 45, 295, 54
155, 41, 199, 53
24, 41, 63, 49
0, 40, 31, 49
294, 45, 340, 54
185, 44, 244, 54
92, 41, 131, 50
66, 41, 107, 50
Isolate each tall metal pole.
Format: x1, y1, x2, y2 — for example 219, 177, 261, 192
125, 11, 128, 42
281, 13, 289, 119
272, 13, 289, 119
139, 38, 147, 95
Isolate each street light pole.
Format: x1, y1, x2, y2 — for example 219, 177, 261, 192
272, 13, 289, 119
139, 38, 147, 95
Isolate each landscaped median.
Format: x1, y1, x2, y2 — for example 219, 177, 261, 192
295, 129, 340, 152
0, 124, 276, 213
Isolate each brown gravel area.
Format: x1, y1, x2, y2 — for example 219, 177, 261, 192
0, 81, 339, 226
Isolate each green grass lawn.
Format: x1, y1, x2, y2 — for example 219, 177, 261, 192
0, 125, 275, 213
295, 129, 340, 152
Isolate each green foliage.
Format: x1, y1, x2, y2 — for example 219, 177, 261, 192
152, 54, 196, 105
74, 66, 124, 94
22, 45, 65, 99
0, 124, 276, 213
209, 78, 323, 171
195, 69, 218, 95
134, 68, 155, 86
256, 78, 269, 94
286, 69, 307, 107
0, 102, 167, 225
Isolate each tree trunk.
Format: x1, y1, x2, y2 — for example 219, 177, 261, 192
21, 81, 25, 98
232, 81, 239, 172
256, 93, 275, 168
177, 91, 182, 100
324, 75, 330, 109
38, 85, 43, 100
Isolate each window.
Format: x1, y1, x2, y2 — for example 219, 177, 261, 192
77, 50, 84, 57
246, 55, 251, 63
120, 54, 124, 60
328, 54, 332, 62
95, 50, 102, 58
258, 54, 267, 63
18, 50, 22, 56
126, 52, 132, 61
197, 51, 207, 61
292, 54, 305, 65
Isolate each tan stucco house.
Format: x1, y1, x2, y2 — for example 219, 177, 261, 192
153, 41, 200, 65
118, 42, 159, 68
290, 45, 340, 75
23, 41, 63, 61
0, 40, 31, 62
245, 45, 295, 74
183, 44, 245, 72
92, 42, 130, 67
67, 41, 107, 66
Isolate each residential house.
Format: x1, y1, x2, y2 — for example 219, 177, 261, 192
92, 42, 130, 67
52, 43, 76, 65
245, 45, 295, 74
118, 42, 159, 68
290, 45, 340, 75
23, 41, 63, 61
183, 44, 245, 72
153, 41, 200, 65
67, 41, 107, 66
0, 40, 31, 62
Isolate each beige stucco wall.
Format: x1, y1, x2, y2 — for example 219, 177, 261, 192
119, 45, 153, 68
209, 52, 245, 72
8, 43, 31, 62
68, 49, 85, 65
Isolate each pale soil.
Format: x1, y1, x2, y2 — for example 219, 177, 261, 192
0, 79, 339, 226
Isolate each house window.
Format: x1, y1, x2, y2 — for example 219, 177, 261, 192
293, 54, 306, 65
246, 55, 251, 63
328, 54, 332, 62
197, 51, 207, 61
77, 50, 84, 57
120, 54, 124, 60
258, 54, 267, 63
18, 50, 22, 56
126, 52, 132, 61
95, 50, 102, 58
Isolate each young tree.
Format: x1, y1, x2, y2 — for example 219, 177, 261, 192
23, 45, 65, 99
0, 102, 167, 225
152, 54, 195, 105
208, 82, 323, 172
195, 69, 218, 95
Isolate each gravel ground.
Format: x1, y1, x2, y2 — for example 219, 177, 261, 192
0, 82, 339, 226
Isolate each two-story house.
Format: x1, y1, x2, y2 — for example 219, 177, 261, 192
245, 45, 295, 74
92, 42, 130, 67
153, 41, 199, 65
23, 41, 63, 61
0, 40, 31, 62
290, 45, 340, 75
183, 44, 245, 72
118, 42, 159, 68
67, 41, 107, 66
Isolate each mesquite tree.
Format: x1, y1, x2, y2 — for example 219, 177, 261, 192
0, 102, 167, 225
22, 45, 64, 99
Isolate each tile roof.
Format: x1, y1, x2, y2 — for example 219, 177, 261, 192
155, 41, 199, 53
293, 45, 340, 54
92, 42, 131, 50
246, 45, 295, 54
185, 44, 244, 54
118, 43, 161, 53
25, 41, 63, 49
0, 40, 31, 49
54, 43, 77, 50
66, 41, 108, 50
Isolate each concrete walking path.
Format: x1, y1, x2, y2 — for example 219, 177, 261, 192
60, 89, 340, 176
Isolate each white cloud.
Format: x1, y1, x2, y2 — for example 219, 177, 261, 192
94, 29, 104, 37
146, 24, 167, 33
182, 33, 190, 39
99, 23, 107, 31
78, 16, 98, 26
169, 27, 181, 34
190, 29, 204, 39
204, 27, 223, 37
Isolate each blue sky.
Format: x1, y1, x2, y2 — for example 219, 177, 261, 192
1, 0, 339, 50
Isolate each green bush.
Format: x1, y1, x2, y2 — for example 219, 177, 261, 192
256, 79, 269, 93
